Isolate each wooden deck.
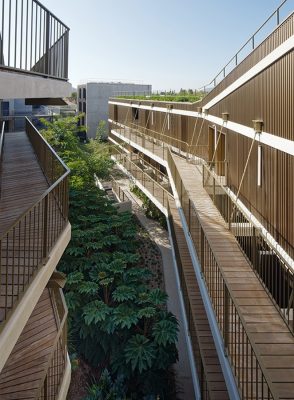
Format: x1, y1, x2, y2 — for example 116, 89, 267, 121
169, 196, 230, 400
172, 154, 294, 399
0, 131, 49, 236
0, 131, 64, 324
0, 288, 58, 399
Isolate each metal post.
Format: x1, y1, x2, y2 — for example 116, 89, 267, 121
45, 11, 50, 75
43, 195, 48, 260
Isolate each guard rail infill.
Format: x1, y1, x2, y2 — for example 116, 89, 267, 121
0, 0, 69, 80
0, 121, 5, 197
0, 117, 70, 327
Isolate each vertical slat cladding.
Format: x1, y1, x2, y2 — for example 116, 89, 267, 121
209, 51, 294, 141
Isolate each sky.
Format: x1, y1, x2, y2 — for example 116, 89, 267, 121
40, 0, 290, 91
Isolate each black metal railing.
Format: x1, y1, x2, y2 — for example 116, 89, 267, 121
0, 118, 70, 327
0, 0, 69, 79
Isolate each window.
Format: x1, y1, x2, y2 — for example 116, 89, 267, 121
79, 102, 82, 112
83, 102, 86, 113
79, 88, 82, 99
1, 101, 9, 117
132, 107, 139, 121
83, 88, 86, 99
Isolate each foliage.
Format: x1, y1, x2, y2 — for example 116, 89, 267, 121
96, 120, 108, 142
130, 185, 167, 229
85, 369, 127, 400
118, 90, 202, 103
40, 115, 113, 187
41, 116, 179, 399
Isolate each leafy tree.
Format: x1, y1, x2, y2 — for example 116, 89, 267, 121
96, 120, 108, 142
85, 369, 127, 400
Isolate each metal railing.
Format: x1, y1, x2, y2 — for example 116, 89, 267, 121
199, 0, 290, 93
112, 118, 294, 334
111, 178, 132, 203
0, 0, 69, 80
167, 148, 276, 399
0, 121, 5, 197
110, 146, 171, 209
203, 166, 294, 334
168, 202, 211, 400
0, 118, 70, 327
38, 287, 68, 399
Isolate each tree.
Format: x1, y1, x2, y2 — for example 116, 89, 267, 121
96, 120, 108, 142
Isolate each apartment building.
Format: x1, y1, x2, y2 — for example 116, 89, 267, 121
108, 3, 294, 400
77, 82, 151, 138
0, 1, 72, 398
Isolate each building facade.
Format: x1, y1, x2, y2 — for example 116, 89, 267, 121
108, 4, 294, 399
77, 82, 151, 138
0, 0, 72, 398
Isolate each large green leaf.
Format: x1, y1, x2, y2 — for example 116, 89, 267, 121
113, 304, 139, 329
112, 285, 137, 302
124, 335, 156, 373
83, 300, 112, 325
152, 319, 179, 346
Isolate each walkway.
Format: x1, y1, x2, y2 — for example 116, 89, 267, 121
172, 154, 294, 399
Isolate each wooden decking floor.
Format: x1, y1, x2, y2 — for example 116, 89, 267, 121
0, 131, 49, 236
172, 154, 294, 399
0, 131, 62, 324
0, 288, 58, 399
168, 196, 230, 400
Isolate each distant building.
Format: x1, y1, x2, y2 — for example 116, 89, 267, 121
77, 82, 151, 138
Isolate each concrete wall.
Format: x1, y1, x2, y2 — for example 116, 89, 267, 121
77, 82, 151, 138
0, 70, 72, 100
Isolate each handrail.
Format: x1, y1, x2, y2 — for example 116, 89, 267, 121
0, 119, 70, 326
0, 0, 69, 80
199, 0, 290, 92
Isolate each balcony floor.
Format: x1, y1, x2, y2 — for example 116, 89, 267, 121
0, 131, 49, 236
0, 288, 58, 399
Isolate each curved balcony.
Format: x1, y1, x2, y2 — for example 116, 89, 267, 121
0, 118, 70, 373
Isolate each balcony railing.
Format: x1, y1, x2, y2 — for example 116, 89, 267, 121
0, 117, 70, 327
199, 0, 292, 94
38, 287, 68, 399
110, 146, 172, 209
167, 148, 276, 399
203, 166, 294, 334
0, 0, 69, 80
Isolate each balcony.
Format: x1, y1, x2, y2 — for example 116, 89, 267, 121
0, 118, 71, 371
0, 0, 71, 99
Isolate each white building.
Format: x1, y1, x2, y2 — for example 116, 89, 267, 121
77, 82, 151, 138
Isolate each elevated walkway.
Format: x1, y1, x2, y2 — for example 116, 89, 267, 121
171, 154, 294, 399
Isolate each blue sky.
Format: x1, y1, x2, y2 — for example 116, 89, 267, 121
41, 0, 290, 90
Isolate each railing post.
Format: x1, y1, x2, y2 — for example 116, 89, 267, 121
200, 228, 204, 276
43, 195, 49, 260
223, 283, 229, 353
45, 11, 50, 75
